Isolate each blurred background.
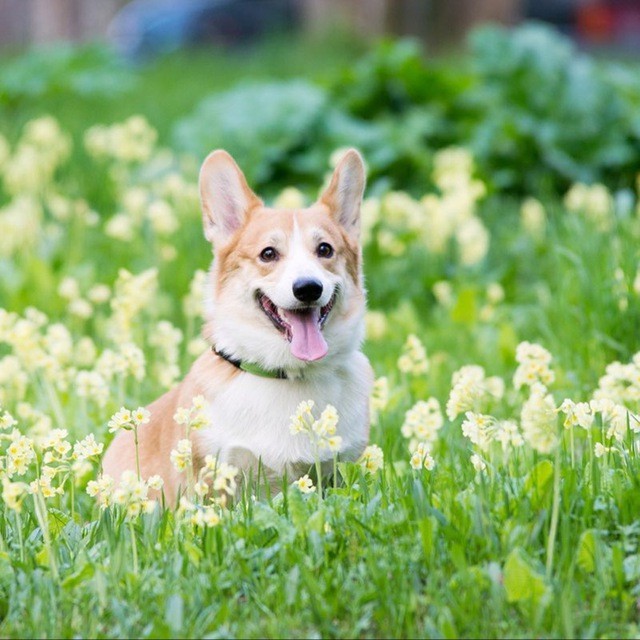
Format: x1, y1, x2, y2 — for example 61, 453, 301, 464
2, 0, 640, 54
2, 0, 640, 203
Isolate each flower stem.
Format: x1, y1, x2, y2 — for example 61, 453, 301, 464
569, 426, 575, 469
545, 445, 562, 578
14, 511, 24, 564
33, 491, 59, 581
70, 479, 75, 522
129, 520, 139, 575
315, 457, 323, 503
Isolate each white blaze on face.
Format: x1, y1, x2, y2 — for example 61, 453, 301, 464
270, 216, 332, 306
268, 216, 337, 362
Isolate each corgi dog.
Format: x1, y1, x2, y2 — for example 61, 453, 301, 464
103, 148, 373, 504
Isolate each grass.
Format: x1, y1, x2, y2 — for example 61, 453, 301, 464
0, 31, 367, 145
0, 36, 640, 639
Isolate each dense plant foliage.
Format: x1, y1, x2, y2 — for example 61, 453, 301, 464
174, 23, 640, 196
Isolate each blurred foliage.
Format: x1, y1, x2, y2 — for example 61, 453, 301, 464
464, 23, 640, 193
0, 43, 135, 108
3, 24, 640, 197
174, 22, 640, 197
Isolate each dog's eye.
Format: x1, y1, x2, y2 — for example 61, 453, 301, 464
317, 242, 334, 258
259, 247, 278, 262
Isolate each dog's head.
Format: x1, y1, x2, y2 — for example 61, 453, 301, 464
199, 149, 366, 374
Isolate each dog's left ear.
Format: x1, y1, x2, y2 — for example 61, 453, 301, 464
199, 150, 263, 245
318, 149, 366, 239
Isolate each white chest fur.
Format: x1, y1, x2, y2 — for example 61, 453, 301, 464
195, 352, 371, 474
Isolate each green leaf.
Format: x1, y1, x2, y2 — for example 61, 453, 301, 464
451, 288, 478, 325
287, 486, 309, 533
183, 541, 203, 567
165, 594, 184, 633
35, 546, 49, 568
576, 529, 597, 573
524, 460, 554, 508
62, 562, 95, 589
306, 509, 325, 536
503, 548, 548, 604
623, 554, 640, 582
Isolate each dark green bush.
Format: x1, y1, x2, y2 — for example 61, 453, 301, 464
464, 22, 640, 193
173, 22, 640, 197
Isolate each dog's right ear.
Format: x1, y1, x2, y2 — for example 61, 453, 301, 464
199, 150, 263, 244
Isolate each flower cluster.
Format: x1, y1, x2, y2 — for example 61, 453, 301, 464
410, 442, 435, 471
513, 341, 555, 389
170, 439, 192, 473
200, 457, 239, 499
558, 399, 594, 430
370, 376, 389, 422
520, 383, 558, 454
293, 474, 316, 494
289, 400, 343, 453
358, 444, 384, 474
177, 496, 221, 528
593, 354, 640, 406
3, 116, 71, 196
178, 455, 239, 525
183, 269, 208, 319
84, 116, 157, 164
173, 395, 210, 432
357, 147, 489, 266
397, 334, 429, 376
0, 408, 106, 513
108, 268, 158, 345
461, 412, 524, 453
564, 182, 613, 231
108, 406, 151, 433
520, 197, 546, 240
149, 320, 183, 388
87, 471, 161, 517
401, 399, 443, 451
446, 365, 504, 420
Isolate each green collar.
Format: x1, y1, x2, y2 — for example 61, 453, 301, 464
212, 347, 287, 380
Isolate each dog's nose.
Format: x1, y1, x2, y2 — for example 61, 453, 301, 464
293, 278, 323, 303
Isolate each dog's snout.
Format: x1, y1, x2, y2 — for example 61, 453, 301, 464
293, 278, 323, 303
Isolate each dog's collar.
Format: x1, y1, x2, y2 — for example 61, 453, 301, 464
212, 346, 287, 380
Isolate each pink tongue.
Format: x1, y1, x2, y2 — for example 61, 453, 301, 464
282, 308, 328, 362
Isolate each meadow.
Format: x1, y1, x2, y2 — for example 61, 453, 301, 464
0, 25, 640, 638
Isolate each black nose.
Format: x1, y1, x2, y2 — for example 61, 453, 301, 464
293, 278, 323, 303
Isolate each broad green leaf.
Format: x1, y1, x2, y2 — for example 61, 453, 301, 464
524, 460, 554, 508
503, 548, 548, 604
287, 486, 309, 533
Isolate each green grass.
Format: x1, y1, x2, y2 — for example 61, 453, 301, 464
0, 32, 367, 145
0, 38, 640, 639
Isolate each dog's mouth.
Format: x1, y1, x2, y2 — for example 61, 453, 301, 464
257, 291, 336, 362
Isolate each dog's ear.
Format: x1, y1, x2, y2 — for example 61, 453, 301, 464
318, 148, 366, 239
199, 150, 263, 244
